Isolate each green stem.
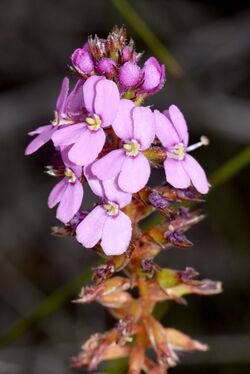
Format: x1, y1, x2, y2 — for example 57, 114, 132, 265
110, 0, 183, 77
0, 264, 99, 349
209, 146, 250, 189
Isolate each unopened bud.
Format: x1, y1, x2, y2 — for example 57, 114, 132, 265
119, 62, 141, 88
71, 48, 94, 75
140, 57, 165, 94
96, 57, 117, 78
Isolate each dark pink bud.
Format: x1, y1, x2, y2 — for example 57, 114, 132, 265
121, 46, 136, 63
140, 57, 165, 94
71, 48, 94, 75
119, 61, 141, 88
96, 57, 117, 78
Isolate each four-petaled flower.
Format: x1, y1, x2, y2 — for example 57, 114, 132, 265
154, 105, 210, 194
76, 165, 132, 255
48, 149, 84, 224
92, 99, 155, 193
25, 78, 84, 155
52, 76, 120, 166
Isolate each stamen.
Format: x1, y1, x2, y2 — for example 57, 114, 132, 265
103, 201, 119, 216
186, 136, 209, 152
64, 168, 76, 184
123, 139, 140, 157
86, 114, 102, 131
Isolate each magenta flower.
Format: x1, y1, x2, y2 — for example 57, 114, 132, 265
25, 78, 84, 155
91, 99, 155, 193
140, 57, 165, 94
52, 76, 120, 166
154, 105, 210, 194
48, 150, 84, 224
76, 165, 132, 256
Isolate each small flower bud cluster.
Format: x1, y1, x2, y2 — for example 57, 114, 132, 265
70, 26, 165, 97
25, 27, 219, 373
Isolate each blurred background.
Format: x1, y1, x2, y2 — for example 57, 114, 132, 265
0, 0, 249, 373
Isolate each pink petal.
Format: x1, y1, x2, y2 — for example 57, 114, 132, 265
102, 178, 132, 208
154, 109, 179, 148
94, 78, 120, 127
66, 80, 84, 118
118, 153, 150, 193
56, 77, 69, 118
69, 128, 106, 166
91, 149, 125, 180
28, 124, 51, 136
56, 179, 84, 223
25, 127, 56, 155
163, 158, 190, 189
60, 147, 83, 178
84, 164, 105, 198
83, 76, 103, 115
76, 205, 106, 248
112, 99, 134, 140
48, 178, 67, 208
101, 212, 132, 255
168, 105, 189, 146
51, 123, 86, 148
132, 106, 155, 149
182, 154, 210, 194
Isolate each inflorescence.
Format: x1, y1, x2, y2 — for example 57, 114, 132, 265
26, 26, 221, 373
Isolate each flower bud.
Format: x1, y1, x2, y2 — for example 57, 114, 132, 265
119, 62, 141, 88
140, 57, 165, 94
96, 57, 117, 78
121, 46, 136, 63
71, 48, 94, 75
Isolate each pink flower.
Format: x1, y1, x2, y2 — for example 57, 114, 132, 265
52, 76, 120, 166
48, 150, 84, 224
76, 165, 132, 256
91, 99, 155, 193
140, 57, 165, 94
25, 78, 84, 155
154, 105, 210, 194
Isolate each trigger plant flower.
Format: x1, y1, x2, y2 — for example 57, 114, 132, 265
154, 105, 210, 194
48, 150, 84, 224
52, 75, 120, 166
25, 78, 85, 155
76, 165, 132, 255
92, 99, 155, 193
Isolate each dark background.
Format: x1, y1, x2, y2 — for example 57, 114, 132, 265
0, 0, 249, 373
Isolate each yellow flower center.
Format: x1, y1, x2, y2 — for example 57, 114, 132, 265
86, 114, 102, 131
167, 143, 185, 161
123, 139, 140, 157
103, 201, 119, 216
64, 168, 76, 183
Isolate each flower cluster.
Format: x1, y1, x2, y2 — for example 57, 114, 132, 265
26, 27, 219, 373
26, 27, 209, 256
